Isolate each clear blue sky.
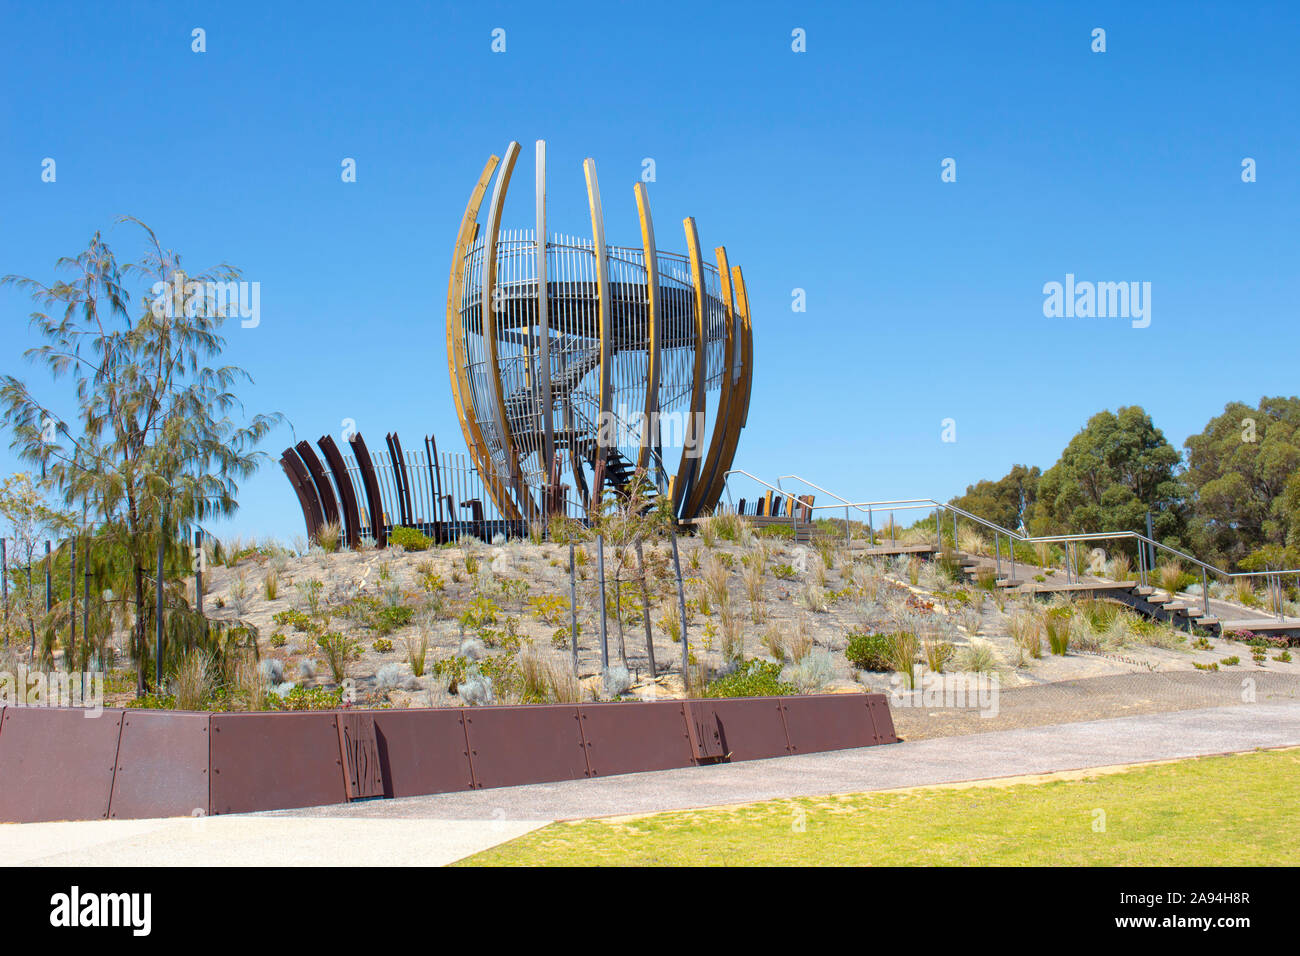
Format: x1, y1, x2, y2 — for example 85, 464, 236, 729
2, 0, 1297, 541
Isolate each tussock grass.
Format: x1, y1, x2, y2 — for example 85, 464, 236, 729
172, 649, 213, 711
888, 631, 920, 688
318, 520, 342, 553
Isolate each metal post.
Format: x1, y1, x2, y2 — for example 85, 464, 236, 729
69, 538, 76, 659
568, 542, 578, 673
1145, 512, 1156, 576
1201, 567, 1209, 619
867, 506, 873, 549
27, 561, 33, 658
636, 540, 655, 678
155, 516, 165, 691
935, 508, 941, 551
596, 533, 609, 669
83, 542, 91, 664
670, 532, 689, 684
1010, 535, 1016, 583
995, 533, 1001, 578
44, 540, 51, 613
194, 529, 203, 614
844, 505, 850, 546
890, 512, 896, 545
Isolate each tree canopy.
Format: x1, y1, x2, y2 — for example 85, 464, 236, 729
1, 219, 283, 689
1030, 407, 1185, 545
948, 464, 1041, 533
1182, 396, 1300, 567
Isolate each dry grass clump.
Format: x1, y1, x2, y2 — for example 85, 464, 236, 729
404, 625, 430, 677
1233, 577, 1257, 606
899, 525, 933, 547
742, 557, 766, 622
784, 623, 813, 662
956, 639, 998, 674
172, 649, 213, 711
797, 581, 829, 613
809, 552, 828, 588
851, 562, 881, 601
317, 520, 343, 553
519, 645, 550, 701
957, 526, 989, 556
720, 604, 744, 662
230, 572, 250, 615
659, 601, 682, 644
955, 599, 982, 637
701, 552, 731, 611
761, 623, 785, 660
230, 651, 265, 711
546, 660, 582, 702
1106, 553, 1133, 582
888, 631, 920, 688
1006, 608, 1042, 665
922, 635, 954, 673
1157, 560, 1186, 597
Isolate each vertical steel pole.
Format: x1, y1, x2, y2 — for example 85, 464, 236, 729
69, 538, 76, 660
27, 561, 34, 658
596, 533, 609, 669
636, 540, 656, 678
44, 540, 51, 613
155, 515, 165, 691
1145, 512, 1156, 575
194, 529, 203, 614
1201, 567, 1209, 619
670, 532, 689, 686
867, 506, 873, 548
83, 541, 91, 664
568, 542, 578, 673
844, 505, 850, 546
995, 533, 1001, 578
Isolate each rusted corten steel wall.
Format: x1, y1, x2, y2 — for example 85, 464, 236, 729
0, 694, 897, 823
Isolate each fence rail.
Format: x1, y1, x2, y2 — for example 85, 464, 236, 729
723, 469, 1300, 622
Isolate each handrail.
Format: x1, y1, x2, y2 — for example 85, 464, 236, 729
722, 470, 1300, 590
776, 474, 872, 515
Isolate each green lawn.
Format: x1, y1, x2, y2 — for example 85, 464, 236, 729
459, 748, 1299, 866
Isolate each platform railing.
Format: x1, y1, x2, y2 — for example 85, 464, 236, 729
724, 470, 1300, 622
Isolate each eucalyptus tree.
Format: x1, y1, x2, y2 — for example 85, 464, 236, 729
1, 218, 283, 691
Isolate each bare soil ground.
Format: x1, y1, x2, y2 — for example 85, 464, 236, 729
149, 529, 1300, 716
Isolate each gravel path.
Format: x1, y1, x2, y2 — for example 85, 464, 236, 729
263, 700, 1300, 824
891, 670, 1300, 740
